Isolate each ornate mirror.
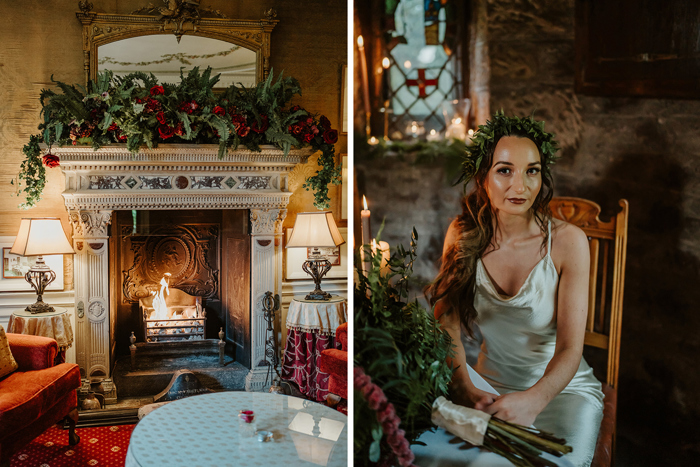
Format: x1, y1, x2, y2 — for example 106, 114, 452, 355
76, 1, 278, 86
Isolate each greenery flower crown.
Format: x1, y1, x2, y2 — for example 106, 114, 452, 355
457, 109, 560, 186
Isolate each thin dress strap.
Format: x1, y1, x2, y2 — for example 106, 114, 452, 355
547, 220, 552, 258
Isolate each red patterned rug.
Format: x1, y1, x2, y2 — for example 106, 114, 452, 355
10, 424, 134, 467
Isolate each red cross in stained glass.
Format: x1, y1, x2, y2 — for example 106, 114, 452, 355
405, 69, 438, 98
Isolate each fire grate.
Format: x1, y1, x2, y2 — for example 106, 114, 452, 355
139, 274, 206, 344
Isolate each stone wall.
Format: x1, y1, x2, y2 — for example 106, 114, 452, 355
0, 0, 347, 237
357, 0, 699, 462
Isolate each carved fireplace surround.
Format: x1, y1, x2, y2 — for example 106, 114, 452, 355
57, 144, 311, 397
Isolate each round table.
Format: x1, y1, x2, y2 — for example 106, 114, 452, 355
8, 307, 73, 364
282, 296, 347, 402
125, 392, 348, 467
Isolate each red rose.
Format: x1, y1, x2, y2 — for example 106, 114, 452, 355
42, 153, 60, 168
150, 85, 165, 96
306, 117, 313, 124
108, 123, 119, 132
322, 129, 338, 144
319, 115, 331, 131
251, 115, 269, 134
158, 125, 175, 140
145, 98, 161, 113
290, 105, 301, 112
178, 100, 199, 115
156, 112, 166, 125
303, 133, 313, 143
213, 106, 226, 117
291, 123, 303, 135
174, 122, 185, 136
238, 125, 250, 137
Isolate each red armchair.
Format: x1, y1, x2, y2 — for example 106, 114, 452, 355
0, 333, 81, 466
320, 322, 348, 400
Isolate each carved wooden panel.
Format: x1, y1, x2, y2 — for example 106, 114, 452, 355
121, 223, 220, 302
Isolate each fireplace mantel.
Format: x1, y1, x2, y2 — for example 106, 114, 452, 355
56, 144, 311, 211
58, 144, 313, 398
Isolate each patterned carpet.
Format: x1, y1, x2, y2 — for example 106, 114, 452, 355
10, 424, 135, 467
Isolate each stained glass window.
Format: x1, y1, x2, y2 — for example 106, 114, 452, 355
384, 0, 464, 136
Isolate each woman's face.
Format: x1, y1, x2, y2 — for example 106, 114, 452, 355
485, 136, 542, 216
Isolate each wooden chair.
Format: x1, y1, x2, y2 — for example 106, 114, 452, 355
550, 197, 629, 467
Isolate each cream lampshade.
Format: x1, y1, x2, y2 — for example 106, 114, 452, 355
286, 212, 345, 301
11, 218, 74, 314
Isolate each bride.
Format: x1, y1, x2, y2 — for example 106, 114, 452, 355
428, 111, 604, 467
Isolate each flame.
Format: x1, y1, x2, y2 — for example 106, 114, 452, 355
151, 274, 170, 321
363, 195, 368, 210
357, 35, 364, 47
382, 57, 390, 69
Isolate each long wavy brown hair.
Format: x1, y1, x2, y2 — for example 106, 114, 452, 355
427, 130, 555, 336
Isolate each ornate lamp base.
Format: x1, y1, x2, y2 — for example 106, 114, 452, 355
23, 256, 57, 314
302, 258, 333, 301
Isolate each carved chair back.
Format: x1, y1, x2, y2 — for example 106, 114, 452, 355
550, 197, 629, 389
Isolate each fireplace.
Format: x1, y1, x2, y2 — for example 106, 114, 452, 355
58, 144, 310, 402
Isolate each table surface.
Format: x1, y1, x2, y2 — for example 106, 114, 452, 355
11, 307, 67, 318
291, 295, 346, 304
125, 392, 348, 467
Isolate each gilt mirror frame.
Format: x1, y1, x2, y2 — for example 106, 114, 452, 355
76, 1, 278, 87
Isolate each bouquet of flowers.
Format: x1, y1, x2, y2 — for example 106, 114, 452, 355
15, 67, 341, 209
355, 230, 573, 467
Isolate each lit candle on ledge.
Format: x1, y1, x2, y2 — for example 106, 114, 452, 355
361, 195, 372, 246
426, 128, 440, 141
445, 117, 467, 140
368, 136, 379, 145
371, 239, 391, 276
357, 35, 371, 136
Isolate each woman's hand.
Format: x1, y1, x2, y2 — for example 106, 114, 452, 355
450, 383, 498, 410
482, 391, 545, 427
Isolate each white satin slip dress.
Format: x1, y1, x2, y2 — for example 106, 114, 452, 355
471, 220, 604, 467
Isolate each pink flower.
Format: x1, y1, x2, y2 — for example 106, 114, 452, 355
376, 403, 395, 424
367, 387, 387, 410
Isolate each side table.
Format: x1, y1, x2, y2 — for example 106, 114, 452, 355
281, 295, 347, 402
8, 307, 74, 364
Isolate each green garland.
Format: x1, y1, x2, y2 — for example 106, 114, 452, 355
15, 67, 341, 209
458, 109, 560, 186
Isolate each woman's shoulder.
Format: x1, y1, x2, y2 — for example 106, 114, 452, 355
550, 218, 589, 269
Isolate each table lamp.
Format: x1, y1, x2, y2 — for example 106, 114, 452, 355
10, 218, 75, 314
286, 212, 345, 301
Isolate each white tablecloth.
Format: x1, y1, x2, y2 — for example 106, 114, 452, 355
8, 307, 73, 351
125, 392, 347, 467
286, 296, 347, 336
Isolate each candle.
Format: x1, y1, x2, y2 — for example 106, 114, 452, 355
381, 57, 391, 103
357, 36, 371, 134
361, 195, 372, 246
368, 136, 379, 145
371, 239, 391, 276
445, 117, 467, 140
426, 128, 440, 142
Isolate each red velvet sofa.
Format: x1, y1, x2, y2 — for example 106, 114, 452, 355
320, 322, 348, 400
0, 333, 81, 465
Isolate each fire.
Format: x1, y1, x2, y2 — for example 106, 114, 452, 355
151, 274, 171, 321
